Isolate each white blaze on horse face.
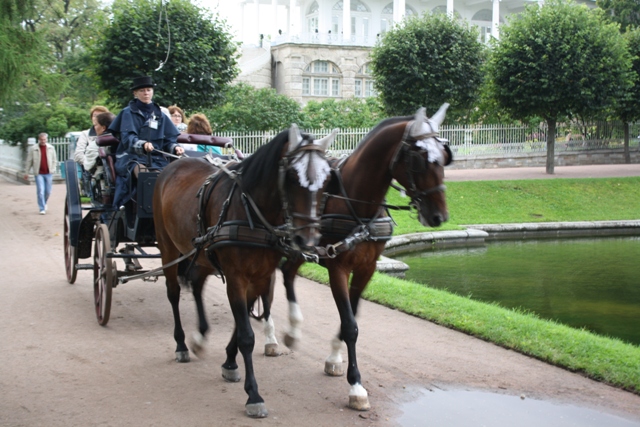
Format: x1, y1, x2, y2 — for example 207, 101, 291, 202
416, 137, 445, 164
291, 134, 332, 193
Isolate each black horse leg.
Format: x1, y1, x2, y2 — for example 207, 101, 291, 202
227, 295, 268, 418
279, 257, 304, 348
222, 326, 240, 382
167, 279, 189, 362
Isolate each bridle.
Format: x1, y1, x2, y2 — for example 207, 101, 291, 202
389, 123, 449, 214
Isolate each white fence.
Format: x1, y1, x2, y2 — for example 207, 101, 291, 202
2, 122, 639, 174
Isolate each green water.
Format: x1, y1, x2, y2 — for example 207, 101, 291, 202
397, 237, 640, 346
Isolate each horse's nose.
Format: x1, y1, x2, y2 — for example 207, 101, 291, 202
293, 234, 316, 250
430, 214, 444, 227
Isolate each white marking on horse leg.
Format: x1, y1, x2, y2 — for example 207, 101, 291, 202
190, 331, 206, 357
324, 336, 344, 376
284, 301, 303, 349
263, 316, 279, 356
348, 383, 371, 411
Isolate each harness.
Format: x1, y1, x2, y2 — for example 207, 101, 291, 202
309, 124, 449, 259
190, 145, 326, 280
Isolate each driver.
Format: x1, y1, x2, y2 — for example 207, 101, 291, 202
108, 75, 184, 208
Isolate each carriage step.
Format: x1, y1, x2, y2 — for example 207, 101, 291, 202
76, 263, 93, 270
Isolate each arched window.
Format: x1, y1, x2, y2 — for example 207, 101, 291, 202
354, 63, 376, 98
380, 3, 417, 34
471, 9, 502, 43
431, 5, 460, 18
331, 0, 371, 40
302, 61, 342, 97
307, 1, 319, 33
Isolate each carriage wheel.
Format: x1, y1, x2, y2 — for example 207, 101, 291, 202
93, 224, 115, 326
64, 201, 79, 284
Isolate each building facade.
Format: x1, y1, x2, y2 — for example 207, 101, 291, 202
230, 0, 594, 104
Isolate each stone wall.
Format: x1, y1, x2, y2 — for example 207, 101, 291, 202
270, 43, 373, 104
448, 148, 640, 170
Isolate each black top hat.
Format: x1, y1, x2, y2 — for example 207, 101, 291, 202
131, 76, 155, 91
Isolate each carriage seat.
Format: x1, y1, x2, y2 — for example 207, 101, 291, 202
177, 133, 244, 160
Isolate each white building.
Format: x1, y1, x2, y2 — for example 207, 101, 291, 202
227, 0, 594, 104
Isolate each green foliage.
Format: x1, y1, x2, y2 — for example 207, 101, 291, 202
370, 13, 486, 120
487, 0, 633, 123
0, 102, 88, 143
93, 0, 239, 111
299, 97, 385, 129
614, 28, 640, 123
597, 0, 640, 32
202, 83, 302, 132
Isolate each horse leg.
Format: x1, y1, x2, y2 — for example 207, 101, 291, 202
165, 264, 190, 363
326, 264, 372, 411
227, 284, 268, 418
261, 272, 280, 356
222, 326, 241, 382
279, 257, 305, 349
187, 265, 210, 357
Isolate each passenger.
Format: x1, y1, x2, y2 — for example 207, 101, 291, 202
108, 76, 184, 208
73, 106, 110, 165
168, 105, 188, 133
83, 112, 116, 172
188, 113, 222, 155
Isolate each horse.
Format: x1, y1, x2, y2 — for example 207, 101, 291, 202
153, 125, 335, 418
278, 104, 453, 411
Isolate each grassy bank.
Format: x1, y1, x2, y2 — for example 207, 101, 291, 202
387, 177, 640, 234
299, 177, 640, 394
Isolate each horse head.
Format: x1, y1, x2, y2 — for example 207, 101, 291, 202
282, 124, 336, 250
393, 103, 453, 227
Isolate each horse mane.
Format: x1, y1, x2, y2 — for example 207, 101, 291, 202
352, 115, 413, 154
239, 128, 291, 192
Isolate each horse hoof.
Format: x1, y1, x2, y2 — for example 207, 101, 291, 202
264, 343, 280, 357
222, 367, 241, 382
324, 361, 344, 376
190, 332, 206, 357
245, 402, 268, 418
283, 333, 298, 350
175, 351, 190, 363
349, 395, 371, 411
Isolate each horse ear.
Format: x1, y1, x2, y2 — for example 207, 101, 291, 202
411, 108, 427, 135
288, 123, 303, 153
430, 103, 450, 128
316, 128, 338, 151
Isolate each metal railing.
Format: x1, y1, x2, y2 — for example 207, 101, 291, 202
2, 121, 639, 174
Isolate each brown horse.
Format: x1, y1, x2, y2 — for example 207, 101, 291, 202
153, 125, 335, 418
278, 105, 452, 411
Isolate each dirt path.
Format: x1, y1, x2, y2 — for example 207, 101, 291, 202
1, 177, 639, 427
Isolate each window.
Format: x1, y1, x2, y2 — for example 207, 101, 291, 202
355, 63, 376, 98
303, 60, 342, 97
472, 9, 502, 43
331, 0, 371, 39
380, 2, 417, 33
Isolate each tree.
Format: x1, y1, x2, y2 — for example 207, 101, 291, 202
300, 98, 385, 129
0, 0, 48, 103
202, 83, 302, 132
487, 0, 633, 173
597, 0, 640, 32
93, 0, 239, 111
369, 13, 485, 120
614, 28, 640, 163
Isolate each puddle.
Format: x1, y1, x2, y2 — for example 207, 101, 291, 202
397, 388, 640, 427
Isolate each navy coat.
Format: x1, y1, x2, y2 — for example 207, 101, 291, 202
109, 100, 180, 207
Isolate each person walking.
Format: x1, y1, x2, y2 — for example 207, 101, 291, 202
25, 133, 58, 214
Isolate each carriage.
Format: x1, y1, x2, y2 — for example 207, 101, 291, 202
62, 132, 240, 326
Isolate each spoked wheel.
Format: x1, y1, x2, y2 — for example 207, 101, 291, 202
64, 201, 78, 284
93, 224, 115, 326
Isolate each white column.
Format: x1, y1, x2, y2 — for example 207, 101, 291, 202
318, 0, 329, 34
255, 0, 261, 45
393, 0, 405, 23
447, 0, 454, 17
492, 0, 500, 40
289, 0, 298, 35
343, 0, 351, 37
272, 0, 278, 38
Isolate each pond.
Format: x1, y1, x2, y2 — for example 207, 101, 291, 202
396, 237, 640, 346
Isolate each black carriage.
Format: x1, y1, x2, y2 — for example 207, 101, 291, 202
63, 133, 239, 325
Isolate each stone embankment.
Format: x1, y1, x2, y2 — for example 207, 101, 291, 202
378, 220, 640, 276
